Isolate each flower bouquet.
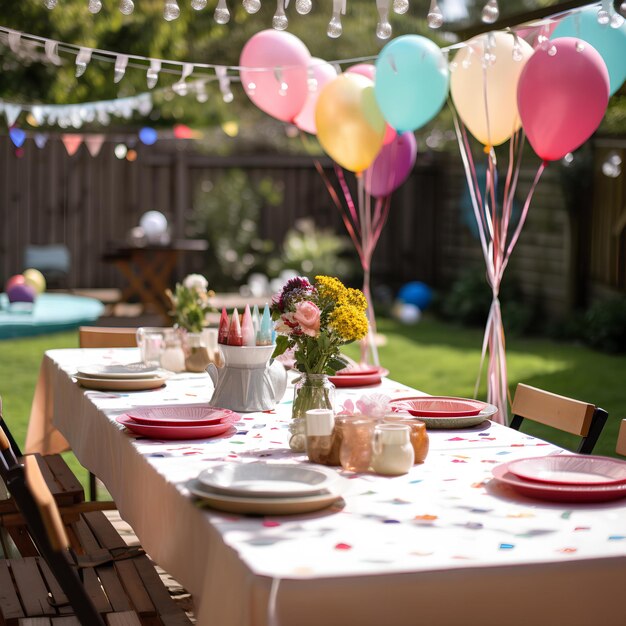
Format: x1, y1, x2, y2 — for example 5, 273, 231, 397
165, 274, 215, 372
271, 275, 369, 449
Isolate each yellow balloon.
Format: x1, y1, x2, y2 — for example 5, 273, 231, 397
450, 31, 534, 147
315, 74, 385, 172
23, 268, 46, 294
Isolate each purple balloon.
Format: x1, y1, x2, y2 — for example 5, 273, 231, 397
364, 132, 417, 198
7, 283, 36, 304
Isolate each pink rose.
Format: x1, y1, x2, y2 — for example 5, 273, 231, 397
293, 301, 321, 337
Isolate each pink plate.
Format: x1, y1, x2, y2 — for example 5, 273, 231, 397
388, 396, 487, 417
335, 366, 381, 376
116, 412, 240, 440
329, 368, 389, 388
506, 455, 626, 486
492, 462, 626, 503
126, 405, 234, 427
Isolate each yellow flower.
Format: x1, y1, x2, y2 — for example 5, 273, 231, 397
342, 288, 368, 311
329, 304, 369, 342
315, 275, 347, 302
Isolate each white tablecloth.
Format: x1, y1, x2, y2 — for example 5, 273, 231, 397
26, 349, 626, 626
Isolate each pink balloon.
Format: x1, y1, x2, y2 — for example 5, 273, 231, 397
5, 274, 25, 292
364, 131, 417, 198
346, 63, 376, 81
517, 37, 609, 162
347, 64, 397, 145
240, 30, 311, 123
382, 124, 397, 145
294, 59, 338, 135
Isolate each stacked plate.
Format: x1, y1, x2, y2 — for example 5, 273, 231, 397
188, 463, 344, 515
329, 365, 389, 388
388, 396, 498, 428
117, 405, 240, 440
75, 363, 169, 391
492, 454, 626, 503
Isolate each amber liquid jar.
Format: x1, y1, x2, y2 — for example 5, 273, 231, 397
383, 415, 429, 463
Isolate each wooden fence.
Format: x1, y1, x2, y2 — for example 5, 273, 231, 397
2, 133, 623, 318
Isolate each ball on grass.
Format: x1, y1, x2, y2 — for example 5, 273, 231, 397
7, 282, 36, 304
5, 274, 26, 292
23, 268, 46, 294
392, 301, 421, 325
398, 281, 433, 311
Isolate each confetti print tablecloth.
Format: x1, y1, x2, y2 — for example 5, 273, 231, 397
26, 349, 626, 626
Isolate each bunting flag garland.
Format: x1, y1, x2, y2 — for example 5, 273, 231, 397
61, 134, 83, 156
84, 134, 105, 156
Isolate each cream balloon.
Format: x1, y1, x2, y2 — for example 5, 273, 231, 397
450, 31, 533, 147
315, 73, 385, 173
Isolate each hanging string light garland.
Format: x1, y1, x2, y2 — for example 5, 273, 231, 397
40, 0, 625, 39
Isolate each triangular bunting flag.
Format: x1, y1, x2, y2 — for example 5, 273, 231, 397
85, 134, 105, 157
4, 104, 22, 127
62, 134, 83, 156
9, 128, 26, 148
34, 133, 49, 149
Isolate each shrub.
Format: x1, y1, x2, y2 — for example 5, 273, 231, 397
584, 296, 626, 354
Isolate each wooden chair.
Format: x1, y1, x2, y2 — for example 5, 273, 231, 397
78, 326, 139, 500
510, 383, 608, 455
0, 427, 193, 625
616, 419, 626, 457
78, 326, 138, 349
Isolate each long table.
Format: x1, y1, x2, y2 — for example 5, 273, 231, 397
26, 349, 626, 626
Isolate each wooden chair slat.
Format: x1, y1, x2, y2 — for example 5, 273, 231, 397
69, 518, 102, 555
114, 560, 156, 617
18, 619, 52, 626
0, 560, 25, 622
511, 384, 595, 436
96, 565, 133, 613
83, 567, 113, 614
30, 456, 64, 499
50, 617, 81, 625
617, 420, 626, 456
6, 526, 38, 557
105, 611, 142, 626
133, 558, 192, 625
83, 511, 129, 551
11, 558, 57, 617
79, 327, 138, 349
37, 558, 72, 616
41, 456, 84, 503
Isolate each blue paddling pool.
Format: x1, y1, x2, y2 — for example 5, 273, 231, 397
0, 293, 104, 340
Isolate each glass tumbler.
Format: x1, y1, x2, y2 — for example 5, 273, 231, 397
338, 416, 375, 473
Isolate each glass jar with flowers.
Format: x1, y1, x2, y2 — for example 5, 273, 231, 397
271, 275, 369, 451
166, 274, 215, 372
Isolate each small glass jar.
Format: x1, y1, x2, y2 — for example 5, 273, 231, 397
160, 330, 186, 373
338, 416, 375, 473
371, 423, 414, 475
289, 373, 336, 452
305, 408, 335, 465
383, 416, 429, 463
184, 332, 212, 373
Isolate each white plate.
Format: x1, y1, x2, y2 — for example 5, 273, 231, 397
75, 374, 168, 391
507, 455, 626, 486
76, 363, 160, 379
197, 462, 339, 498
187, 479, 342, 515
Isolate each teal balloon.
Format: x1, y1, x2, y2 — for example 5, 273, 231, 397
375, 35, 449, 133
552, 7, 626, 96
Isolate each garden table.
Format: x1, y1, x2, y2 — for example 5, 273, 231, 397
25, 349, 626, 626
103, 239, 208, 322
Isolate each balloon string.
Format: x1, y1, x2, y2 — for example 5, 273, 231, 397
500, 160, 546, 279
335, 165, 360, 229
312, 158, 364, 261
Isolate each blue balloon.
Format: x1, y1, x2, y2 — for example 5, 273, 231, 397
139, 127, 158, 146
552, 7, 626, 96
9, 128, 26, 148
398, 282, 433, 310
375, 35, 450, 133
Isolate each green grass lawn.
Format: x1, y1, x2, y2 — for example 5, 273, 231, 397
1, 317, 624, 494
